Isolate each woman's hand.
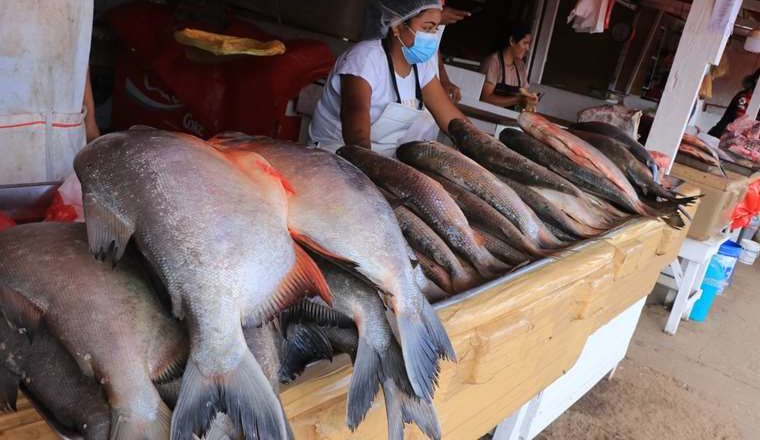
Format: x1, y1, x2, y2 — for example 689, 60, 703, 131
442, 79, 462, 103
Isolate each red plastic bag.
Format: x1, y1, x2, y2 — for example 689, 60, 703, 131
731, 180, 760, 229
0, 211, 15, 232
44, 174, 84, 223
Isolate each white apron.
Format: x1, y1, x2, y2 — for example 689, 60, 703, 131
318, 40, 439, 157
0, 1, 93, 186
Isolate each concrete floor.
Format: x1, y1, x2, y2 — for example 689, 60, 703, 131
538, 261, 760, 440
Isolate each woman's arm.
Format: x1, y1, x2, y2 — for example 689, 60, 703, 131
422, 76, 467, 134
480, 82, 523, 108
84, 69, 100, 142
340, 75, 373, 149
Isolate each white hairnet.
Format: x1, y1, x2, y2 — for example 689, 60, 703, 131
363, 0, 442, 40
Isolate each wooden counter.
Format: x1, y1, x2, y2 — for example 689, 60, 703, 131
0, 202, 692, 440
281, 213, 688, 439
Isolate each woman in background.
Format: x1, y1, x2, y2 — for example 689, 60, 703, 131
709, 68, 760, 138
479, 23, 537, 109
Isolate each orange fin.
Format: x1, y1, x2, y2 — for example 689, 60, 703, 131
220, 149, 295, 196
255, 160, 296, 196
288, 229, 359, 269
291, 242, 332, 305
244, 242, 332, 327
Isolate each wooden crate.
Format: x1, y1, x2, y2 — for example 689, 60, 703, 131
1, 197, 693, 440
670, 163, 759, 241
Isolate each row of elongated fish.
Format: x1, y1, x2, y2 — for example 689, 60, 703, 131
0, 113, 695, 440
334, 114, 698, 296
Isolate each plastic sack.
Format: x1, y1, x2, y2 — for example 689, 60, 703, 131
0, 211, 15, 232
567, 0, 613, 33
45, 173, 84, 223
731, 179, 760, 229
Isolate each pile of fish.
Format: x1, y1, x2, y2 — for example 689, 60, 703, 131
0, 113, 694, 440
677, 133, 726, 175
0, 128, 454, 440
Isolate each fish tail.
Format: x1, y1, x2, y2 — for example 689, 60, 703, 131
110, 400, 171, 440
171, 352, 289, 440
396, 300, 455, 401
382, 376, 442, 440
346, 338, 383, 430
199, 413, 242, 440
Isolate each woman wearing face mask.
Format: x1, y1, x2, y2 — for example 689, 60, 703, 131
309, 0, 466, 156
479, 23, 537, 109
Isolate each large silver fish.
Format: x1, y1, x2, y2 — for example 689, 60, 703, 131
0, 223, 186, 439
207, 134, 455, 401
75, 128, 329, 440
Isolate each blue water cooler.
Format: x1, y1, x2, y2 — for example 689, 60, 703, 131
690, 241, 741, 322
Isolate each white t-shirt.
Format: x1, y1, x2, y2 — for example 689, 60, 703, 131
309, 39, 438, 146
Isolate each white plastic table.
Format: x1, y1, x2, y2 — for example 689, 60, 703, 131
657, 234, 729, 335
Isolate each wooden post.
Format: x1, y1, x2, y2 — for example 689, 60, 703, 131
529, 0, 560, 84
626, 10, 664, 95
747, 75, 760, 120
644, 0, 741, 173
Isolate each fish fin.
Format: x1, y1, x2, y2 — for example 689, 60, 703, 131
290, 242, 332, 306
197, 412, 240, 440
155, 379, 182, 409
396, 300, 456, 401
221, 150, 296, 195
382, 378, 442, 440
346, 338, 382, 430
127, 124, 156, 131
279, 324, 334, 383
288, 229, 360, 269
152, 351, 187, 385
207, 131, 271, 150
110, 399, 171, 440
171, 353, 289, 440
0, 284, 44, 341
255, 160, 296, 195
0, 370, 19, 413
280, 299, 354, 330
248, 242, 332, 327
82, 193, 135, 263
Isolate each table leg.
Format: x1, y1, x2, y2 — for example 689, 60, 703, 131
664, 259, 701, 335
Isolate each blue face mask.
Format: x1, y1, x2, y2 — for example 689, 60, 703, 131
399, 26, 439, 65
